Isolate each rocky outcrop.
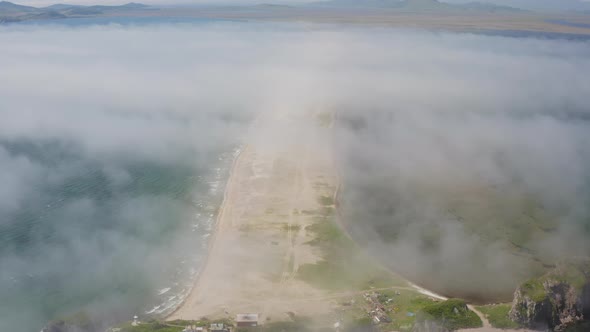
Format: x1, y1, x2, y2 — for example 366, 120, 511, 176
41, 320, 90, 332
41, 312, 97, 332
509, 261, 590, 331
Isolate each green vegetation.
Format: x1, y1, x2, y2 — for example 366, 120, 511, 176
234, 316, 314, 332
297, 208, 405, 291
477, 303, 521, 329
315, 112, 333, 128
296, 194, 438, 331
61, 311, 94, 330
373, 290, 437, 331
346, 182, 565, 292
416, 299, 482, 331
343, 317, 375, 332
119, 319, 233, 332
521, 278, 547, 302
297, 193, 487, 332
550, 261, 589, 291
281, 223, 301, 232
318, 195, 334, 206
519, 260, 590, 303
119, 321, 183, 332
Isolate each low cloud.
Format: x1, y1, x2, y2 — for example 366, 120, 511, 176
0, 22, 589, 331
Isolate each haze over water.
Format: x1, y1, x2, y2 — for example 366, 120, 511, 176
0, 139, 233, 331
1, 15, 590, 332
0, 18, 251, 332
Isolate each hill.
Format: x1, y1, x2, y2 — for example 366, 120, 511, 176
309, 0, 523, 12
0, 1, 150, 22
509, 260, 590, 331
0, 1, 39, 13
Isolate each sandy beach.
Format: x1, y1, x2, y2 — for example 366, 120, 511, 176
167, 110, 537, 332
168, 110, 342, 323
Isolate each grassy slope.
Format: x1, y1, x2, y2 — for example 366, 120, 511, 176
518, 260, 590, 303
476, 303, 521, 329
417, 299, 482, 331
297, 194, 407, 291
118, 319, 233, 332
296, 190, 479, 331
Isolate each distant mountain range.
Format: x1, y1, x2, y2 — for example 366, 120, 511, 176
310, 0, 525, 13
443, 0, 590, 13
0, 1, 150, 23
2, 0, 588, 25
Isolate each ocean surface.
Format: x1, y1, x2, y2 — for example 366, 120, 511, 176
0, 137, 237, 331
0, 16, 259, 332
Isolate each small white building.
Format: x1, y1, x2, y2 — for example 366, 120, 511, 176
236, 313, 259, 327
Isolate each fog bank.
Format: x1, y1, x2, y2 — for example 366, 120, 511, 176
1, 21, 589, 331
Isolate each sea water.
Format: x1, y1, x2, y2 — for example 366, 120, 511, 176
0, 16, 250, 332
0, 137, 237, 331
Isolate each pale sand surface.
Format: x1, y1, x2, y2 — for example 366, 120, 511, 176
168, 110, 536, 332
168, 111, 342, 322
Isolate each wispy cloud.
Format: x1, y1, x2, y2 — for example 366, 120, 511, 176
0, 22, 589, 330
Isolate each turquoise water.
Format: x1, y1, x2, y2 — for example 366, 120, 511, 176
0, 138, 235, 332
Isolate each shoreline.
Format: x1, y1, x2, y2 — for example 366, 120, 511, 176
165, 110, 345, 322
163, 111, 527, 331
165, 146, 248, 321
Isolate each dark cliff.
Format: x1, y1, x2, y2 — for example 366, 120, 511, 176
509, 261, 590, 331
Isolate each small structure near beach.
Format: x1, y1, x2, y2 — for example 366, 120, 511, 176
236, 313, 259, 327
210, 323, 230, 332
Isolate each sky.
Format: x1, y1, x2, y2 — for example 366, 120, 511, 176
1, 19, 590, 330
7, 0, 590, 11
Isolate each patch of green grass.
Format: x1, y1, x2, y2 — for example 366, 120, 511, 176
119, 321, 184, 332
378, 290, 436, 331
519, 260, 590, 303
305, 217, 351, 247
281, 223, 301, 232
550, 262, 588, 291
119, 319, 233, 332
234, 316, 313, 332
316, 112, 333, 128
343, 317, 376, 332
333, 289, 438, 332
416, 299, 482, 331
298, 201, 406, 291
477, 303, 521, 329
61, 311, 94, 330
318, 195, 334, 206
521, 278, 548, 302
299, 217, 403, 290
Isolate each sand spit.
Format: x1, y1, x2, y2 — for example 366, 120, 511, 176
167, 111, 537, 332
168, 111, 339, 322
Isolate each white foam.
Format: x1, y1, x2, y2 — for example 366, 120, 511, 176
158, 287, 171, 295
